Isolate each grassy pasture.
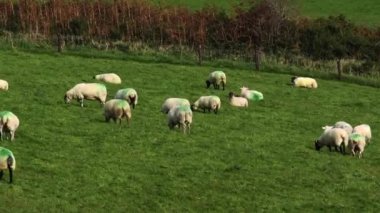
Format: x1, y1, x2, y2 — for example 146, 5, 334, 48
0, 49, 379, 211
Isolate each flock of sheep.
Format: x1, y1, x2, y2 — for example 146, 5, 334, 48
0, 72, 372, 184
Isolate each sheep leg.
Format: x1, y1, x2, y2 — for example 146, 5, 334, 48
0, 170, 3, 180
327, 145, 332, 152
79, 99, 84, 107
7, 157, 13, 183
334, 146, 339, 152
10, 130, 14, 141
0, 125, 3, 141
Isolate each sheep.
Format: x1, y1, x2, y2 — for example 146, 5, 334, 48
291, 76, 318, 88
167, 105, 193, 134
64, 83, 107, 107
115, 88, 138, 109
104, 99, 132, 125
322, 121, 353, 136
315, 127, 349, 154
93, 73, 121, 84
0, 111, 19, 141
0, 147, 16, 183
191, 96, 221, 114
206, 71, 227, 90
161, 98, 190, 114
348, 133, 366, 158
0, 79, 9, 91
228, 92, 248, 107
240, 87, 264, 101
353, 124, 371, 144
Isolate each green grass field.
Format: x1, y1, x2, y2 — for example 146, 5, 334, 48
151, 0, 380, 27
0, 49, 379, 211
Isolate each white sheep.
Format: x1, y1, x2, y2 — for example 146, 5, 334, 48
0, 111, 19, 141
0, 79, 9, 91
104, 99, 132, 125
353, 124, 371, 144
322, 121, 353, 136
115, 88, 138, 109
315, 127, 349, 154
228, 92, 248, 107
240, 87, 264, 101
348, 133, 366, 158
94, 73, 121, 84
206, 71, 227, 90
291, 76, 318, 88
167, 105, 193, 134
161, 98, 190, 114
191, 96, 221, 114
0, 147, 16, 183
64, 83, 107, 107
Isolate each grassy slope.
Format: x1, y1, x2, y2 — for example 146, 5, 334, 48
294, 0, 380, 27
151, 0, 380, 26
0, 50, 379, 211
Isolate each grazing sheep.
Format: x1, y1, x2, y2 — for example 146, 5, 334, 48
104, 99, 132, 125
0, 111, 19, 141
0, 147, 16, 183
349, 133, 366, 158
191, 96, 221, 114
161, 98, 190, 114
168, 105, 193, 134
64, 83, 107, 107
93, 73, 121, 84
228, 92, 248, 107
353, 124, 372, 144
240, 87, 264, 101
0, 79, 8, 91
206, 71, 227, 90
115, 88, 138, 109
322, 121, 353, 136
291, 76, 318, 88
315, 128, 349, 154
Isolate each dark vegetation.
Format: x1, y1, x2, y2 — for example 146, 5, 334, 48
0, 0, 379, 77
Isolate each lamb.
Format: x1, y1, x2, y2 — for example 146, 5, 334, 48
191, 96, 221, 114
93, 73, 121, 84
167, 105, 193, 134
104, 99, 132, 125
206, 71, 227, 90
353, 124, 371, 144
0, 111, 19, 141
348, 133, 366, 158
291, 76, 318, 88
240, 87, 264, 101
115, 88, 138, 109
64, 83, 107, 107
228, 92, 248, 107
0, 147, 16, 183
0, 79, 9, 91
315, 127, 349, 154
161, 98, 190, 114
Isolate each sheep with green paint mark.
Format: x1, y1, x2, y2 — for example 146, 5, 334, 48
104, 99, 132, 125
167, 105, 193, 134
0, 79, 8, 91
353, 124, 371, 144
0, 111, 19, 141
348, 133, 366, 158
115, 88, 138, 109
0, 147, 16, 183
206, 71, 227, 90
191, 95, 221, 114
94, 73, 121, 84
64, 83, 107, 107
240, 87, 263, 101
161, 98, 190, 114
